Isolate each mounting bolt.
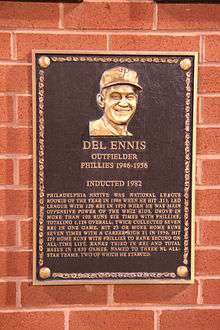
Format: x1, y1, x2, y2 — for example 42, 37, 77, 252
38, 56, 50, 69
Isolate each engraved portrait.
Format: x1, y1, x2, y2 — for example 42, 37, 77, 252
89, 66, 142, 136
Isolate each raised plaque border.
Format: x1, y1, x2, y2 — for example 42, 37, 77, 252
32, 50, 197, 285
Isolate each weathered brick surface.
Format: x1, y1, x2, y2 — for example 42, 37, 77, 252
64, 3, 153, 30
195, 221, 198, 246
112, 35, 200, 52
17, 33, 107, 61
196, 249, 220, 275
201, 160, 220, 185
199, 220, 220, 246
0, 282, 16, 308
0, 65, 31, 93
0, 312, 64, 330
0, 96, 13, 123
69, 311, 154, 330
0, 33, 11, 59
114, 282, 198, 304
20, 220, 32, 248
0, 128, 32, 154
0, 251, 31, 277
203, 280, 220, 304
158, 4, 220, 30
0, 159, 13, 184
21, 282, 107, 306
205, 36, 220, 62
197, 128, 220, 154
0, 2, 59, 28
0, 190, 32, 216
198, 66, 220, 93
0, 220, 16, 246
196, 189, 220, 215
160, 310, 220, 330
19, 159, 32, 185
201, 97, 220, 124
17, 96, 32, 125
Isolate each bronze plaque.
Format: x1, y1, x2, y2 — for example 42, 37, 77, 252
33, 51, 197, 284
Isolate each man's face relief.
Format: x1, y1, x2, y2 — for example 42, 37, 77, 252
97, 84, 138, 125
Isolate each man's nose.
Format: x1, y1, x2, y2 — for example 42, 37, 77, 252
118, 97, 128, 107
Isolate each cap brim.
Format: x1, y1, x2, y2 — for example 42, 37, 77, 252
101, 80, 142, 90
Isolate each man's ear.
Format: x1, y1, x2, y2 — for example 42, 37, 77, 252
97, 93, 105, 109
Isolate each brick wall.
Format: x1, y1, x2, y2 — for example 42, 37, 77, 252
0, 1, 219, 329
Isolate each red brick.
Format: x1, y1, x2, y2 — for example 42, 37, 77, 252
195, 221, 199, 246
21, 282, 107, 307
0, 2, 59, 28
114, 282, 198, 304
197, 128, 220, 154
0, 251, 31, 277
201, 97, 220, 124
0, 221, 16, 246
0, 311, 64, 330
64, 3, 153, 30
160, 310, 220, 330
0, 159, 13, 184
19, 159, 32, 185
0, 33, 11, 59
196, 189, 220, 215
0, 65, 31, 93
197, 96, 201, 124
196, 249, 220, 275
205, 36, 220, 62
17, 96, 32, 125
112, 35, 200, 52
196, 158, 203, 185
17, 33, 107, 61
20, 221, 32, 249
201, 160, 220, 185
158, 4, 220, 30
200, 221, 220, 246
203, 279, 220, 304
0, 190, 32, 216
199, 66, 220, 93
0, 96, 13, 123
0, 128, 32, 154
69, 311, 154, 330
0, 282, 16, 307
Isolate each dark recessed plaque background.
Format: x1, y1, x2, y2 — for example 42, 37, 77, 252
33, 51, 197, 284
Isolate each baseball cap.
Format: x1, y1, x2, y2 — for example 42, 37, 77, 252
100, 66, 142, 91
